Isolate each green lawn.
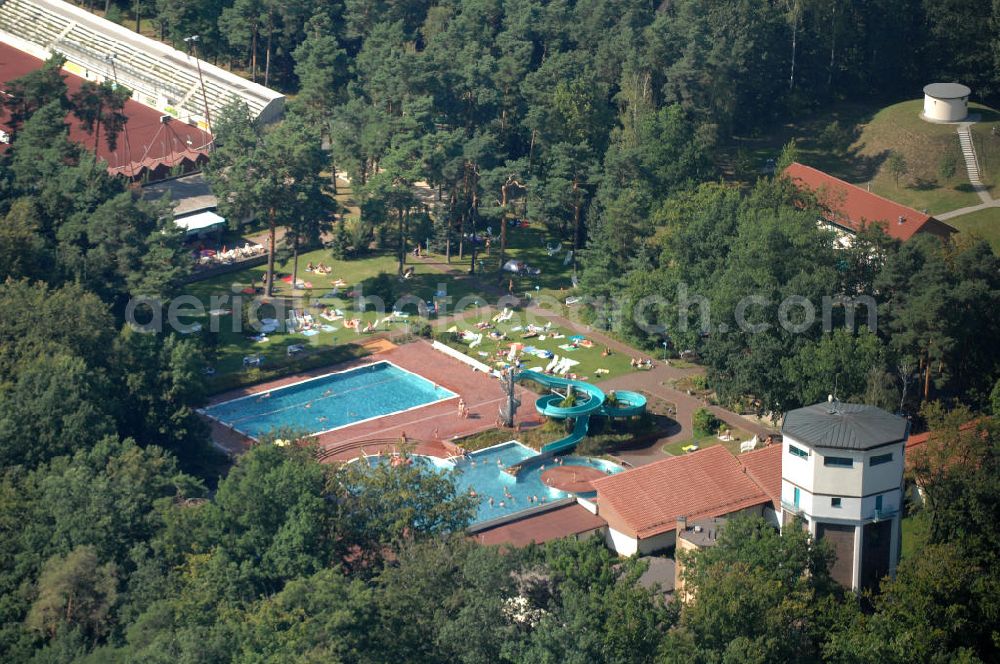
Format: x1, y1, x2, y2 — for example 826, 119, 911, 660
180, 248, 489, 377
180, 182, 591, 384
662, 426, 754, 457
439, 312, 640, 382
969, 104, 1000, 192
423, 222, 580, 300
947, 206, 1000, 254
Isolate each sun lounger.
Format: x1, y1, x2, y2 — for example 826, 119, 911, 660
287, 344, 305, 356
493, 308, 514, 323
544, 355, 560, 372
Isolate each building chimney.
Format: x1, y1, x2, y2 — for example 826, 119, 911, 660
676, 515, 687, 533
898, 216, 905, 225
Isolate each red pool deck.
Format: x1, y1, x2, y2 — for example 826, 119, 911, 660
540, 465, 607, 493
206, 339, 542, 459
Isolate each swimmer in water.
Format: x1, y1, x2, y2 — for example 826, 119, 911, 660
304, 402, 312, 409
488, 497, 494, 507
323, 389, 333, 397
317, 416, 328, 422
499, 501, 505, 508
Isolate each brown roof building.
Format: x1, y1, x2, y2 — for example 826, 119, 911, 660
471, 502, 607, 548
592, 445, 779, 556
784, 162, 957, 243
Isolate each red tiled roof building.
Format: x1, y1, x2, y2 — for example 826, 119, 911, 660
784, 162, 957, 243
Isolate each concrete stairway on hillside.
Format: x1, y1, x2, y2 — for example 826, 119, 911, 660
957, 127, 982, 185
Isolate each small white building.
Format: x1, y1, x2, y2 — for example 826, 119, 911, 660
923, 83, 971, 122
780, 400, 909, 591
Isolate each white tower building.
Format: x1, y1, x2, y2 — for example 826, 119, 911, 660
779, 400, 909, 591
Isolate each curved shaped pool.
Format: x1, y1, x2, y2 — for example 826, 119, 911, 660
363, 441, 623, 524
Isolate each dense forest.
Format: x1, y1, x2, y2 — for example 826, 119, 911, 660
1, 0, 1000, 661
188, 0, 1000, 417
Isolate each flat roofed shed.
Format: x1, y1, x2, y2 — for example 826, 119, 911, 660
923, 83, 971, 99
782, 402, 909, 451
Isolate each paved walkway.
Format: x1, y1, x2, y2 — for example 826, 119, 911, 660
594, 363, 775, 466
936, 198, 999, 220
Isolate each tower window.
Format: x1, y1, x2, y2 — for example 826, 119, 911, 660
870, 453, 893, 466
875, 495, 883, 511
824, 456, 853, 467
831, 498, 842, 508
789, 445, 808, 459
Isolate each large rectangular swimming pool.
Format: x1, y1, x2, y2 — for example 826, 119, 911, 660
202, 361, 456, 439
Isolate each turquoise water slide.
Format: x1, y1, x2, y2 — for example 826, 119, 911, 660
515, 370, 647, 453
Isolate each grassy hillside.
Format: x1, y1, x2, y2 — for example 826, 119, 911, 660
836, 100, 981, 214
726, 100, 1000, 215
948, 207, 1000, 254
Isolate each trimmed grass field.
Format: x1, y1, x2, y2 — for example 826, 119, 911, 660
947, 206, 1000, 254
438, 312, 642, 382
662, 426, 754, 457
969, 105, 1000, 192
180, 250, 481, 379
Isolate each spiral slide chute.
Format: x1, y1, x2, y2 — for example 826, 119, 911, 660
515, 370, 646, 454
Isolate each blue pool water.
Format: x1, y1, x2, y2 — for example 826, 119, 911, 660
202, 362, 455, 439
364, 441, 623, 524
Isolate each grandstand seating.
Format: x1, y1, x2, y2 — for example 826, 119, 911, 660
0, 0, 283, 129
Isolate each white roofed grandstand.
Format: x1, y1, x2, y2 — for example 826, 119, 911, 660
0, 0, 284, 130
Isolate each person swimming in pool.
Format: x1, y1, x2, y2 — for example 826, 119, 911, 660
304, 402, 312, 409
323, 389, 333, 397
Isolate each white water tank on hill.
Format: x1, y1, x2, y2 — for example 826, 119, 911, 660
923, 83, 971, 122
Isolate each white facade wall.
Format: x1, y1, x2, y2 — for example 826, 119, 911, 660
605, 527, 638, 556
782, 433, 905, 590
783, 437, 904, 500
924, 95, 968, 122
